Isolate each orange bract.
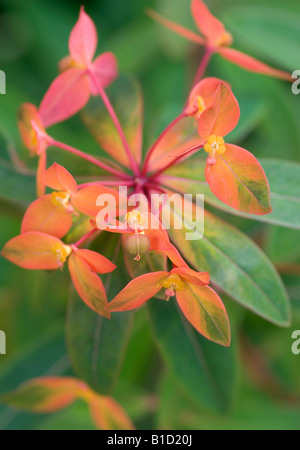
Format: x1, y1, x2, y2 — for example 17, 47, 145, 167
190, 81, 272, 215
1, 231, 115, 318
107, 264, 230, 347
1, 377, 134, 430
39, 7, 118, 127
18, 103, 50, 197
148, 0, 292, 81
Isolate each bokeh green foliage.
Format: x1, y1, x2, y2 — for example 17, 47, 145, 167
0, 0, 299, 430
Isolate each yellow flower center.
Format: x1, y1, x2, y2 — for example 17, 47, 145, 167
29, 129, 38, 152
204, 135, 226, 156
126, 210, 146, 231
51, 191, 71, 208
59, 56, 86, 72
52, 243, 72, 266
163, 274, 185, 292
76, 383, 93, 402
196, 96, 206, 112
217, 31, 233, 47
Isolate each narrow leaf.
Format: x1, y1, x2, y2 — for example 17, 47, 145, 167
68, 253, 110, 318
176, 284, 231, 346
89, 396, 135, 430
169, 195, 291, 326
148, 299, 238, 412
1, 378, 78, 413
66, 235, 134, 394
107, 272, 169, 312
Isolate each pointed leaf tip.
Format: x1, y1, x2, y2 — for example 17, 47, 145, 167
198, 82, 240, 140
43, 163, 77, 194
69, 6, 98, 65
177, 284, 231, 347
107, 272, 169, 312
68, 253, 110, 318
191, 0, 226, 45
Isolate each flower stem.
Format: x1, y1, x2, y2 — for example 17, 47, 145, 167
89, 70, 140, 177
78, 180, 135, 189
142, 113, 187, 176
192, 46, 214, 87
51, 139, 131, 180
148, 144, 203, 181
74, 228, 99, 248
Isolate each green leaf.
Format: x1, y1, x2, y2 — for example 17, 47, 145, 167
163, 157, 300, 229
148, 299, 238, 413
66, 234, 134, 395
81, 75, 143, 169
220, 4, 300, 71
0, 325, 69, 430
168, 198, 291, 327
0, 160, 35, 206
226, 94, 268, 143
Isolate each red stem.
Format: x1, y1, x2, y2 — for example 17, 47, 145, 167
192, 46, 214, 88
148, 144, 203, 181
142, 113, 187, 176
89, 70, 140, 177
74, 228, 99, 248
50, 139, 131, 180
78, 180, 135, 189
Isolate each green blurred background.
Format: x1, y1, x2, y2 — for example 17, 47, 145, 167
0, 0, 300, 430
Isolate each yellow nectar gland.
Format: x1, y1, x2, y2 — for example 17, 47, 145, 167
217, 31, 233, 47
204, 135, 226, 157
194, 96, 206, 119
126, 210, 146, 231
51, 191, 71, 208
52, 243, 72, 267
29, 129, 39, 154
59, 56, 86, 72
76, 383, 93, 402
163, 274, 185, 301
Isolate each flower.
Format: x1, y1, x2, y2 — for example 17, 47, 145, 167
18, 103, 50, 197
21, 163, 123, 239
148, 0, 292, 81
1, 231, 116, 317
107, 265, 230, 347
184, 77, 228, 119
197, 81, 272, 215
0, 377, 134, 430
39, 7, 118, 127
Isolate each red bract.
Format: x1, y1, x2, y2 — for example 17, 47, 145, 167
39, 7, 118, 127
1, 232, 115, 317
107, 266, 230, 347
21, 163, 124, 238
1, 377, 134, 430
18, 104, 50, 197
148, 0, 292, 82
2, 7, 278, 351
197, 82, 272, 215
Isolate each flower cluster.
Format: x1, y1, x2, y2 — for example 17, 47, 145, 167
2, 2, 290, 349
0, 377, 134, 430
